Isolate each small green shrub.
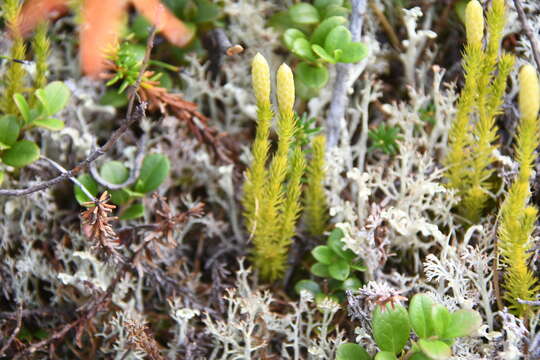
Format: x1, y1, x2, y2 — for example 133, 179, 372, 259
271, 0, 368, 99
337, 293, 482, 360
295, 228, 365, 303
368, 124, 402, 155
73, 153, 170, 220
0, 82, 71, 177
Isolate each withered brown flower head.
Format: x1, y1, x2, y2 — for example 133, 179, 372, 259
124, 317, 165, 360
81, 191, 122, 261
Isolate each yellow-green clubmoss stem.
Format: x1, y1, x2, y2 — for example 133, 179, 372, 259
243, 55, 304, 281
445, 0, 513, 223
305, 135, 328, 236
243, 54, 273, 235
3, 0, 27, 116
498, 64, 540, 317
33, 22, 51, 94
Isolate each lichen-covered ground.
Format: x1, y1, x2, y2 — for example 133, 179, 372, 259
1, 0, 540, 359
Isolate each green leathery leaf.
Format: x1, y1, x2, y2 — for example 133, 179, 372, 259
134, 153, 170, 193
409, 293, 436, 338
1, 140, 40, 168
13, 93, 31, 123
372, 303, 411, 354
289, 3, 320, 25
312, 245, 335, 264
324, 25, 351, 54
120, 203, 145, 220
443, 309, 482, 339
374, 352, 399, 360
312, 44, 336, 63
284, 28, 307, 49
338, 41, 368, 63
295, 62, 329, 89
295, 280, 322, 296
311, 262, 330, 277
32, 117, 64, 131
418, 339, 452, 360
100, 161, 129, 185
336, 343, 371, 360
35, 81, 71, 116
292, 38, 317, 61
0, 115, 20, 147
328, 258, 350, 280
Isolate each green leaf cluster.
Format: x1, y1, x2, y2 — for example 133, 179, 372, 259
73, 154, 170, 220
368, 124, 402, 155
337, 294, 482, 360
101, 41, 181, 107
271, 0, 368, 99
295, 228, 364, 303
444, 0, 515, 222
0, 82, 71, 179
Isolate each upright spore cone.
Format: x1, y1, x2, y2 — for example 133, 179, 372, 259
519, 64, 540, 122
465, 0, 484, 48
276, 63, 295, 118
251, 53, 271, 106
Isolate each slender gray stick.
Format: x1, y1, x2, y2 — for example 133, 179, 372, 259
0, 27, 157, 197
513, 0, 540, 71
42, 156, 96, 201
326, 0, 367, 148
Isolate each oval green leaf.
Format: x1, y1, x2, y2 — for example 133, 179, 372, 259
321, 4, 350, 19
338, 42, 368, 63
1, 140, 40, 168
314, 0, 344, 10
292, 38, 317, 61
409, 293, 436, 339
443, 309, 482, 339
294, 279, 322, 296
328, 258, 350, 280
134, 153, 170, 193
418, 339, 452, 360
13, 93, 31, 123
110, 189, 130, 205
311, 262, 330, 277
312, 44, 336, 63
310, 15, 348, 45
372, 304, 411, 354
33, 117, 65, 131
296, 62, 329, 89
324, 25, 352, 54
336, 343, 370, 360
374, 351, 399, 360
0, 115, 20, 147
431, 304, 451, 338
100, 161, 129, 185
35, 81, 71, 116
283, 28, 307, 49
312, 245, 335, 264
120, 203, 145, 220
289, 3, 320, 25
341, 276, 362, 291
